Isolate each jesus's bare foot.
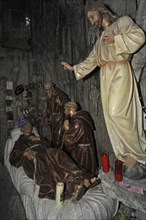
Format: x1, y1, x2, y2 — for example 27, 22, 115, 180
123, 155, 137, 168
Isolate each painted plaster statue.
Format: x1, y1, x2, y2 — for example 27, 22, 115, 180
9, 121, 97, 200
61, 2, 146, 175
63, 101, 98, 183
44, 81, 70, 148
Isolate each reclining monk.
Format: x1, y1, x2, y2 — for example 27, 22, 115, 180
9, 120, 99, 201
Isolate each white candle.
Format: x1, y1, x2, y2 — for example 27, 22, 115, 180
56, 182, 64, 206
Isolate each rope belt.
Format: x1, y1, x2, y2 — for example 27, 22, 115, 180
25, 144, 40, 152
33, 158, 37, 195
78, 143, 91, 147
78, 143, 91, 151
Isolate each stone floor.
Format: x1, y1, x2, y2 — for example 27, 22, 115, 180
0, 162, 26, 220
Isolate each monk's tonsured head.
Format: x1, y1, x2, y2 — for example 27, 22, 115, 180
64, 101, 78, 116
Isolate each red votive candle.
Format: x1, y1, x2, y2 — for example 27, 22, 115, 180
101, 153, 109, 173
114, 160, 123, 182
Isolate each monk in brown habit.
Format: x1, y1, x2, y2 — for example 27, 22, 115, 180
9, 121, 97, 201
44, 81, 70, 148
63, 101, 98, 186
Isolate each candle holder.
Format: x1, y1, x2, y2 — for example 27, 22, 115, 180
101, 153, 109, 173
114, 160, 123, 182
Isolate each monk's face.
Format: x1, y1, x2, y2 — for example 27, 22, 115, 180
44, 84, 54, 98
87, 10, 102, 29
21, 123, 33, 136
64, 107, 76, 117
64, 107, 70, 116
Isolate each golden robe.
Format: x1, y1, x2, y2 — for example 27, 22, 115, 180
73, 16, 146, 164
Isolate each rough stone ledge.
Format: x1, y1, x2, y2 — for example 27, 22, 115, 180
99, 169, 146, 213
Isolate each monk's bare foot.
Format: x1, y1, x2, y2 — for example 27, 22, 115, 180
72, 184, 86, 201
84, 179, 90, 188
123, 155, 137, 168
84, 177, 99, 188
90, 177, 97, 183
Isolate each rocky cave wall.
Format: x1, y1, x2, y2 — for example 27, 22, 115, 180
0, 0, 146, 219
